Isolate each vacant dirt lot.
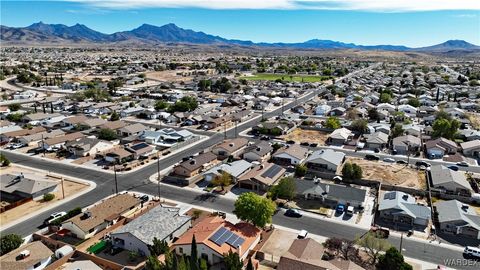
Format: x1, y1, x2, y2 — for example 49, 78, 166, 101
281, 128, 329, 145
344, 157, 426, 189
145, 70, 193, 82
0, 166, 90, 226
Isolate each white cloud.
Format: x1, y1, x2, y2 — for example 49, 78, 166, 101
66, 0, 480, 11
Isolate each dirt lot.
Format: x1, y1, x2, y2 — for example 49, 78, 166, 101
344, 157, 426, 189
0, 165, 90, 226
281, 128, 329, 145
145, 70, 193, 82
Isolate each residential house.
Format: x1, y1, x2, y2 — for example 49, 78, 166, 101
104, 148, 134, 164
118, 123, 147, 137
126, 142, 155, 160
378, 191, 431, 228
430, 165, 473, 196
295, 179, 366, 209
212, 138, 248, 159
18, 129, 65, 147
173, 152, 218, 178
305, 149, 346, 172
435, 200, 480, 239
315, 104, 331, 116
242, 141, 273, 163
329, 107, 346, 117
425, 138, 458, 159
1, 173, 58, 202
22, 112, 62, 124
278, 238, 365, 270
272, 144, 308, 166
0, 126, 46, 144
40, 132, 85, 151
65, 137, 115, 157
172, 216, 261, 265
252, 122, 295, 136
0, 241, 53, 270
120, 107, 145, 118
237, 162, 286, 192
327, 128, 353, 145
139, 128, 193, 146
392, 135, 421, 155
402, 124, 422, 137
203, 160, 252, 182
61, 115, 89, 128
111, 206, 191, 256
99, 120, 127, 131
364, 132, 389, 150
461, 140, 480, 158
62, 194, 141, 240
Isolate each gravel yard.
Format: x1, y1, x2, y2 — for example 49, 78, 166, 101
281, 128, 329, 145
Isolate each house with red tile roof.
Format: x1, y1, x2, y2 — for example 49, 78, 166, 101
172, 216, 261, 266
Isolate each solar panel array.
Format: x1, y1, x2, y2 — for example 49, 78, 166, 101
261, 165, 283, 178
209, 227, 245, 247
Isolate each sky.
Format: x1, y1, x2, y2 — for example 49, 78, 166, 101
1, 0, 479, 47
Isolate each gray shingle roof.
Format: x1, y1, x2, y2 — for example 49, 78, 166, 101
305, 149, 345, 166
379, 191, 431, 220
430, 165, 472, 191
296, 179, 366, 203
435, 200, 480, 231
112, 206, 191, 245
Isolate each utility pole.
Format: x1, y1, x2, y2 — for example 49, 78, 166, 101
42, 134, 45, 157
224, 119, 227, 139
156, 151, 161, 201
399, 233, 404, 254
61, 177, 65, 199
113, 162, 118, 194
234, 120, 238, 138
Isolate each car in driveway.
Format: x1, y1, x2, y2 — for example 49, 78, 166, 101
456, 161, 469, 167
285, 208, 302, 218
396, 160, 407, 165
365, 154, 380, 161
383, 158, 395, 163
44, 212, 67, 225
297, 230, 308, 239
336, 204, 345, 214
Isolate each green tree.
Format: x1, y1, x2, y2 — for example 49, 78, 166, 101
211, 171, 233, 191
6, 113, 23, 122
8, 103, 21, 111
98, 128, 118, 141
224, 250, 242, 270
325, 116, 341, 129
295, 164, 307, 177
342, 163, 353, 179
392, 124, 404, 138
234, 192, 276, 228
0, 154, 11, 167
1, 234, 23, 255
368, 108, 380, 121
145, 255, 161, 270
43, 193, 55, 201
377, 247, 413, 270
269, 177, 296, 200
342, 163, 362, 180
356, 232, 390, 265
190, 235, 198, 270
110, 111, 120, 121
351, 163, 363, 180
148, 238, 169, 256
154, 100, 169, 111
197, 79, 211, 91
351, 119, 368, 133
178, 256, 188, 270
407, 98, 420, 108
432, 118, 460, 140
199, 259, 208, 270
380, 92, 392, 103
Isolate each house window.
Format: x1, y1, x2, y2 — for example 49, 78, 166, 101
201, 253, 208, 261
179, 247, 183, 254
89, 228, 95, 233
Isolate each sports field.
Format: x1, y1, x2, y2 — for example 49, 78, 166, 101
242, 73, 333, 82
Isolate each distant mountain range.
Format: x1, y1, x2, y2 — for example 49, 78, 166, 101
1, 22, 479, 52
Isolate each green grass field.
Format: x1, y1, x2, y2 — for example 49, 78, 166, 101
242, 73, 333, 83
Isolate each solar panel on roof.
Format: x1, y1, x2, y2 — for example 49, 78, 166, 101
231, 237, 245, 247
217, 230, 233, 244
225, 234, 240, 246
209, 227, 227, 244
261, 165, 282, 178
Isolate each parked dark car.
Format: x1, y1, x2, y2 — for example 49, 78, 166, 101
456, 161, 469, 167
286, 140, 295, 144
285, 209, 302, 218
447, 165, 459, 171
300, 142, 310, 146
396, 160, 407, 165
140, 195, 149, 202
260, 135, 270, 141
365, 154, 380, 161
415, 161, 431, 167
309, 143, 318, 147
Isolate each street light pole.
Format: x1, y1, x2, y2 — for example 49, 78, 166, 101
399, 233, 404, 254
